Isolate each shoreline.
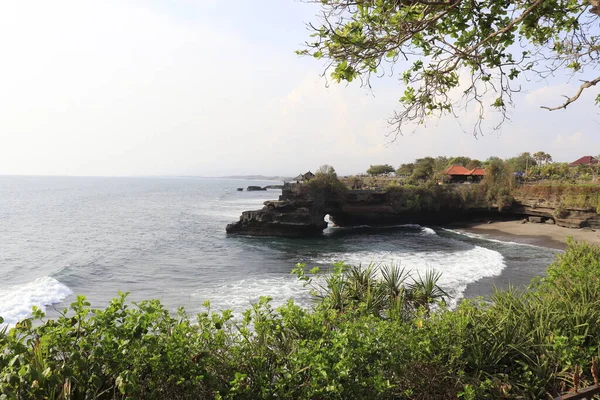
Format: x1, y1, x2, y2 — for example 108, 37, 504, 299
450, 218, 600, 300
447, 218, 600, 251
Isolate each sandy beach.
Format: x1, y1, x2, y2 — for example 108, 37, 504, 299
458, 219, 600, 250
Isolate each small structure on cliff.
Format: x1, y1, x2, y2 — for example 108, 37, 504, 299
442, 165, 486, 183
291, 171, 315, 183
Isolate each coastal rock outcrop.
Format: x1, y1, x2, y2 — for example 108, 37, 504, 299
227, 183, 501, 237
513, 195, 600, 229
227, 183, 600, 237
226, 199, 326, 237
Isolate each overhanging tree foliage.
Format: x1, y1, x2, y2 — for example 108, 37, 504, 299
299, 0, 600, 136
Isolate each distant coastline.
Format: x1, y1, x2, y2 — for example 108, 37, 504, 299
219, 175, 292, 181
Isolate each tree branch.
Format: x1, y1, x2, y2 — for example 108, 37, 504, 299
540, 76, 600, 111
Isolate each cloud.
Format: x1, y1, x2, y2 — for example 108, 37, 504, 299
553, 131, 583, 147
0, 1, 598, 176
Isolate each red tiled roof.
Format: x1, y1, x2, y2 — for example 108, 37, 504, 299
568, 156, 598, 167
443, 165, 471, 175
469, 168, 486, 176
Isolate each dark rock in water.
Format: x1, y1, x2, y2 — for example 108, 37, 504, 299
226, 200, 327, 237
247, 186, 267, 191
237, 188, 243, 191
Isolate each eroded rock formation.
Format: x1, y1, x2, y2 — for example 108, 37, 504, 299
513, 195, 600, 229
227, 184, 498, 237
227, 183, 600, 237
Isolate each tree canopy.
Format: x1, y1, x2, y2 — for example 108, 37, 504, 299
506, 152, 537, 172
396, 162, 415, 176
300, 0, 600, 136
532, 151, 553, 166
412, 157, 436, 180
367, 163, 396, 175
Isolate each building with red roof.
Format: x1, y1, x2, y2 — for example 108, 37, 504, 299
443, 165, 470, 175
568, 156, 598, 167
442, 165, 486, 183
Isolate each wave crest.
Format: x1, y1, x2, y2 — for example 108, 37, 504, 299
0, 277, 72, 327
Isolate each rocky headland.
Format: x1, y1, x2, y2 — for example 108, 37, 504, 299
226, 182, 600, 237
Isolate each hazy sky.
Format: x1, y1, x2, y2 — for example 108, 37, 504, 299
1, 1, 598, 177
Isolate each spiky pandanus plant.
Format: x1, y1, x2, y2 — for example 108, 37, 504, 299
380, 264, 410, 321
407, 270, 449, 314
300, 262, 449, 320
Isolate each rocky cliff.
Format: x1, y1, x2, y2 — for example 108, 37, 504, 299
225, 199, 327, 237
227, 183, 497, 237
226, 183, 600, 237
513, 195, 600, 229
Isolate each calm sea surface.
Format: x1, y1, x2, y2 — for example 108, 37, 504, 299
0, 176, 560, 326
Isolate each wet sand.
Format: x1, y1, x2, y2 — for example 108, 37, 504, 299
458, 219, 600, 251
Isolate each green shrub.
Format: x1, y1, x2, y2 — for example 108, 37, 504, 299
3, 242, 600, 399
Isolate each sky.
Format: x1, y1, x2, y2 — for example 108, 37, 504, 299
0, 1, 599, 177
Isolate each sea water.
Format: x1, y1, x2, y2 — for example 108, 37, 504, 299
0, 176, 559, 326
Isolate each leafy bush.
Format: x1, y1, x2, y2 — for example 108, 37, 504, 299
3, 242, 600, 399
482, 159, 514, 211
386, 183, 488, 212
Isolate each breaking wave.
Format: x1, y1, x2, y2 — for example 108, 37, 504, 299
0, 277, 73, 327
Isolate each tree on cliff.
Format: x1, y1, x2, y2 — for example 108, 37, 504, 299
506, 152, 537, 173
483, 158, 515, 210
308, 164, 348, 197
533, 151, 553, 166
367, 164, 396, 176
396, 163, 415, 176
299, 0, 600, 136
465, 159, 483, 170
448, 156, 472, 167
412, 157, 436, 181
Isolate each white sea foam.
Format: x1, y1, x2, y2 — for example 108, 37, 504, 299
396, 224, 422, 229
314, 245, 505, 308
191, 276, 312, 315
442, 228, 550, 249
389, 224, 437, 236
332, 224, 437, 236
0, 277, 72, 327
421, 227, 437, 235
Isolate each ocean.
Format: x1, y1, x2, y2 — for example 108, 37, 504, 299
0, 176, 560, 326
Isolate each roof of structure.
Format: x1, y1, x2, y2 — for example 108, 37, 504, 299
568, 156, 598, 167
292, 171, 315, 181
468, 168, 486, 176
443, 165, 471, 175
443, 165, 486, 177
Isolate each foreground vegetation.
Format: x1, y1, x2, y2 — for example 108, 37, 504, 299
2, 241, 600, 399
